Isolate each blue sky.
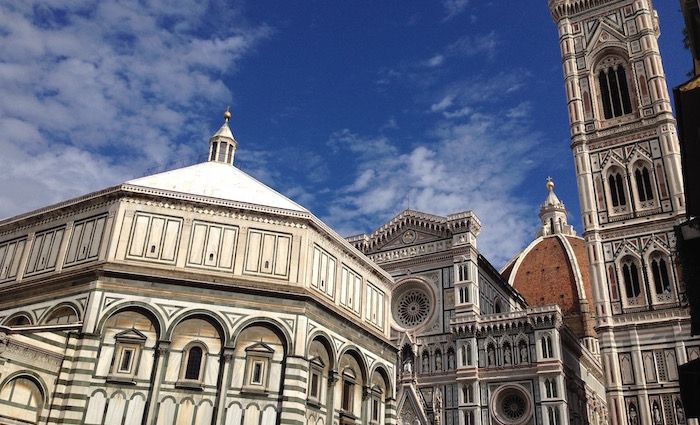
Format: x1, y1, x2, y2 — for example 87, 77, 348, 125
0, 1, 690, 267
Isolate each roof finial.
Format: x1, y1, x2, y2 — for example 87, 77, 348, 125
546, 176, 554, 191
224, 106, 231, 122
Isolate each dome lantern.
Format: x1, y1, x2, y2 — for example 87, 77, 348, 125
208, 108, 238, 165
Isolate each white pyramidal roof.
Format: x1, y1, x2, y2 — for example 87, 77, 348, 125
125, 161, 308, 213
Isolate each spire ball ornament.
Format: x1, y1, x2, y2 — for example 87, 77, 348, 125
223, 108, 231, 121
546, 176, 554, 191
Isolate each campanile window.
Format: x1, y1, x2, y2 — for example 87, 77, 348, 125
598, 58, 633, 119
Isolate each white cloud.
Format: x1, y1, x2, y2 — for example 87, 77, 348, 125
324, 74, 543, 267
426, 54, 445, 68
445, 32, 499, 59
0, 0, 271, 219
421, 32, 499, 69
442, 0, 470, 21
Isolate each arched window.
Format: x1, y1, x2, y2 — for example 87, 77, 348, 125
183, 345, 204, 381
0, 376, 44, 424
341, 368, 356, 413
621, 259, 642, 300
466, 343, 473, 366
651, 256, 671, 295
44, 305, 78, 325
608, 171, 627, 207
541, 336, 553, 359
465, 410, 475, 425
462, 384, 473, 403
494, 299, 502, 314
597, 57, 632, 119
634, 166, 655, 202
4, 313, 32, 327
545, 378, 558, 398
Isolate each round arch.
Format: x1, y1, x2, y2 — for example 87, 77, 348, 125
96, 301, 166, 339
40, 302, 81, 324
368, 363, 394, 396
337, 346, 369, 385
0, 370, 50, 409
164, 309, 229, 344
3, 311, 34, 327
306, 330, 337, 370
231, 317, 292, 355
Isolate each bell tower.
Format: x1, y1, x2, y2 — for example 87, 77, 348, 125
548, 1, 695, 424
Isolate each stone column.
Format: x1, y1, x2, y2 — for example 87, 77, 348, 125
145, 341, 170, 425
213, 347, 235, 424
326, 370, 338, 425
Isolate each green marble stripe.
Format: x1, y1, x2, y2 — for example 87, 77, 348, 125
3, 358, 58, 375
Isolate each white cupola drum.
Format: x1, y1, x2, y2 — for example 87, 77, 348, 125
208, 109, 238, 165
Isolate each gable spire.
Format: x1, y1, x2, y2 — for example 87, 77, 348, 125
208, 108, 238, 165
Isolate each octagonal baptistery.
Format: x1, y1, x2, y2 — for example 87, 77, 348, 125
0, 112, 396, 425
501, 180, 597, 349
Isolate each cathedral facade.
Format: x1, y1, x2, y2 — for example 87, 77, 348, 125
0, 1, 698, 425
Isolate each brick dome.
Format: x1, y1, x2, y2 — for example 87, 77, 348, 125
502, 234, 596, 340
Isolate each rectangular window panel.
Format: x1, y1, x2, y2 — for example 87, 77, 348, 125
203, 226, 221, 267
0, 237, 27, 282
188, 224, 208, 265
127, 213, 182, 264
310, 372, 319, 398
118, 348, 134, 373
310, 245, 336, 298
128, 215, 150, 257
340, 265, 362, 315
219, 228, 238, 269
251, 361, 264, 385
245, 231, 262, 272
76, 219, 95, 262
186, 221, 238, 271
243, 229, 292, 279
145, 217, 165, 258
25, 226, 66, 275
274, 236, 290, 276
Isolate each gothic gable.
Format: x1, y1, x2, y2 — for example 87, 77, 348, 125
586, 19, 627, 54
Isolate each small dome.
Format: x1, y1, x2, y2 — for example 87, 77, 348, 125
502, 234, 595, 340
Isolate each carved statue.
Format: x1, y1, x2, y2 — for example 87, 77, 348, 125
0, 332, 7, 355
487, 346, 495, 366
628, 404, 638, 425
422, 353, 430, 372
519, 342, 528, 363
504, 346, 512, 365
435, 353, 442, 371
403, 357, 413, 374
447, 350, 455, 370
652, 402, 662, 424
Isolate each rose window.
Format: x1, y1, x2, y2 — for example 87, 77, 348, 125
395, 289, 431, 328
501, 393, 526, 420
493, 386, 531, 425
